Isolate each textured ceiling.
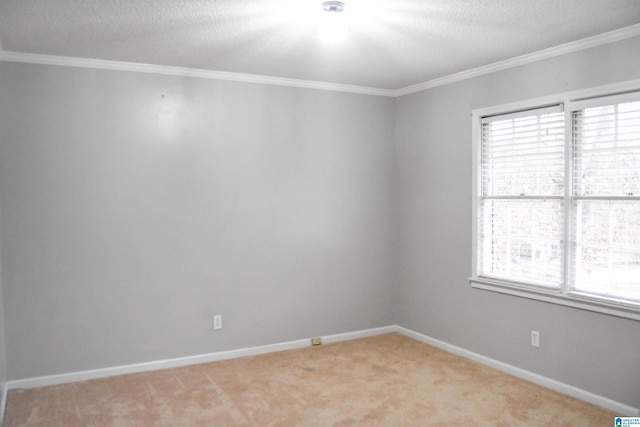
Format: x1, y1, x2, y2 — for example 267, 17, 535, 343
0, 0, 639, 90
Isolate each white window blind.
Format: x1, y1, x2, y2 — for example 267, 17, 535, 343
479, 106, 565, 287
570, 97, 640, 303
473, 87, 640, 317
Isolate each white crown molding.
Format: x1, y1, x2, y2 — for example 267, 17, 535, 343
0, 50, 395, 98
393, 23, 640, 97
0, 23, 638, 98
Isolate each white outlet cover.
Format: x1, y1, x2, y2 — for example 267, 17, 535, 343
531, 330, 540, 347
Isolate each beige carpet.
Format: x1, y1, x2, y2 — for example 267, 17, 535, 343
4, 333, 616, 426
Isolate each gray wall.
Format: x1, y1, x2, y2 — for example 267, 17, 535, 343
0, 33, 639, 410
394, 36, 640, 409
0, 63, 396, 379
0, 222, 6, 392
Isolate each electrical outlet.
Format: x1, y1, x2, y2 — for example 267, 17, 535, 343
531, 330, 540, 348
213, 315, 222, 330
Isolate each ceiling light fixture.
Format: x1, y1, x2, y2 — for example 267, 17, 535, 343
318, 1, 349, 43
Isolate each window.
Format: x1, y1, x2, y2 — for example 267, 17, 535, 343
472, 84, 640, 320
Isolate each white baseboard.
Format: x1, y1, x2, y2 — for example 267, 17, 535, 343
6, 325, 395, 391
321, 325, 396, 345
394, 326, 639, 417
0, 381, 7, 427
4, 324, 637, 418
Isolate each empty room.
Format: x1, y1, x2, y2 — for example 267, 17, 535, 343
0, 0, 639, 425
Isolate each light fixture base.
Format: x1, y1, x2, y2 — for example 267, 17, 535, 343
322, 1, 345, 13
318, 0, 348, 43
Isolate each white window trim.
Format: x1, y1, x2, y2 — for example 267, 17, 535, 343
470, 78, 640, 322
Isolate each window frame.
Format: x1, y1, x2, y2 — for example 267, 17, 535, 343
470, 79, 640, 322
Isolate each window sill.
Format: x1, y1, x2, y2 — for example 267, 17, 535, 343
469, 277, 640, 322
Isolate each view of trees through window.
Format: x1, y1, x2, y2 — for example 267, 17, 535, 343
479, 97, 640, 306
572, 101, 640, 301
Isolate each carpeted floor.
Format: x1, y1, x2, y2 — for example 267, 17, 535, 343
4, 333, 616, 426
